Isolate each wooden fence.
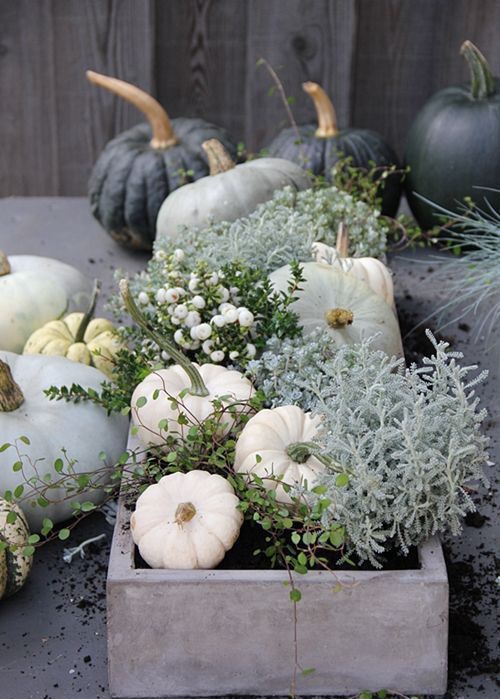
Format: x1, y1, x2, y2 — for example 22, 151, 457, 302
1, 0, 499, 196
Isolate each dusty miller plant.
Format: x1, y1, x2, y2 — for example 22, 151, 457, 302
248, 329, 490, 565
151, 185, 389, 274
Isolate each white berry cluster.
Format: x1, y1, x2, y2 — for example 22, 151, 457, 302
137, 250, 257, 364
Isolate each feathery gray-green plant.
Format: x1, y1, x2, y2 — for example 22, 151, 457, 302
419, 194, 500, 339
248, 330, 489, 565
152, 185, 389, 274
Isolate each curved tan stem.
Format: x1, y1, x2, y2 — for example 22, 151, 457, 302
0, 251, 11, 276
202, 139, 236, 175
86, 70, 178, 149
335, 222, 349, 258
302, 81, 338, 138
0, 360, 24, 412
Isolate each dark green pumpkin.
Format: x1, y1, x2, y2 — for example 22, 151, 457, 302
87, 72, 237, 251
267, 82, 402, 217
405, 41, 500, 231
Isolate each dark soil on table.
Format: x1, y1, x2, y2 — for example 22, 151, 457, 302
134, 517, 420, 572
397, 293, 500, 696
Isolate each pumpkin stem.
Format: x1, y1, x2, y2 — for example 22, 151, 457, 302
325, 308, 354, 328
460, 40, 496, 100
0, 360, 24, 412
202, 139, 236, 175
287, 441, 345, 473
74, 280, 101, 343
0, 251, 11, 276
335, 222, 349, 258
302, 82, 338, 138
174, 502, 197, 525
119, 279, 210, 398
287, 441, 315, 464
86, 70, 178, 149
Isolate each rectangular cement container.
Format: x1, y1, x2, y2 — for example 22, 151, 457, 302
107, 492, 448, 697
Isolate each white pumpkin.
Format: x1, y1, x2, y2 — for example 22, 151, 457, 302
234, 405, 325, 504
269, 262, 404, 358
0, 499, 32, 598
156, 139, 311, 241
131, 470, 243, 569
131, 363, 255, 448
0, 251, 93, 353
0, 352, 129, 529
312, 222, 395, 310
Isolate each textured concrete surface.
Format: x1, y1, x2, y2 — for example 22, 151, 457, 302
0, 198, 498, 699
108, 488, 448, 697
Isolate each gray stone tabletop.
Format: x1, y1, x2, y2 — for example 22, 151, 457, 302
0, 197, 498, 699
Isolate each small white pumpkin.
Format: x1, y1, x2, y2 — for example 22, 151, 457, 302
234, 405, 325, 504
0, 499, 32, 598
0, 251, 93, 353
312, 222, 395, 310
131, 363, 255, 447
120, 279, 255, 449
0, 352, 129, 529
131, 470, 243, 569
269, 261, 404, 358
156, 139, 311, 241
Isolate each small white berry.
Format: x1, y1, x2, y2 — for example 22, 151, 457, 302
210, 350, 225, 363
196, 323, 212, 340
223, 308, 239, 323
175, 286, 186, 297
174, 304, 188, 319
207, 272, 219, 286
229, 286, 240, 296
229, 350, 240, 360
165, 288, 180, 303
218, 287, 230, 303
188, 276, 199, 292
202, 340, 213, 355
155, 288, 167, 304
190, 326, 200, 340
238, 309, 254, 327
184, 310, 202, 328
219, 302, 235, 314
173, 249, 185, 262
174, 329, 184, 345
211, 315, 226, 328
171, 316, 181, 325
138, 291, 149, 305
246, 343, 256, 358
191, 295, 206, 309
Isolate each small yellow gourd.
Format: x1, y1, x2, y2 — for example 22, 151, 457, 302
312, 222, 395, 311
23, 282, 124, 378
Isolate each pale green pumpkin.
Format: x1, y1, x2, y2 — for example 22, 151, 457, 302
0, 251, 93, 354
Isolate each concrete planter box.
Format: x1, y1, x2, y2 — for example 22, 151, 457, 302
107, 491, 449, 697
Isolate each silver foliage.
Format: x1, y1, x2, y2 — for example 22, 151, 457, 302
248, 330, 489, 565
153, 185, 389, 274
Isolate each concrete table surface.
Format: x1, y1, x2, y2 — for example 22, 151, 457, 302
0, 197, 498, 699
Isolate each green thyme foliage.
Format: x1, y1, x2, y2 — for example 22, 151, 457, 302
45, 348, 152, 415
248, 329, 489, 565
121, 252, 303, 369
151, 184, 390, 273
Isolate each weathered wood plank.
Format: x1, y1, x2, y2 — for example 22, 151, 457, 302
154, 0, 249, 147
0, 0, 155, 196
244, 0, 357, 151
352, 0, 500, 158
